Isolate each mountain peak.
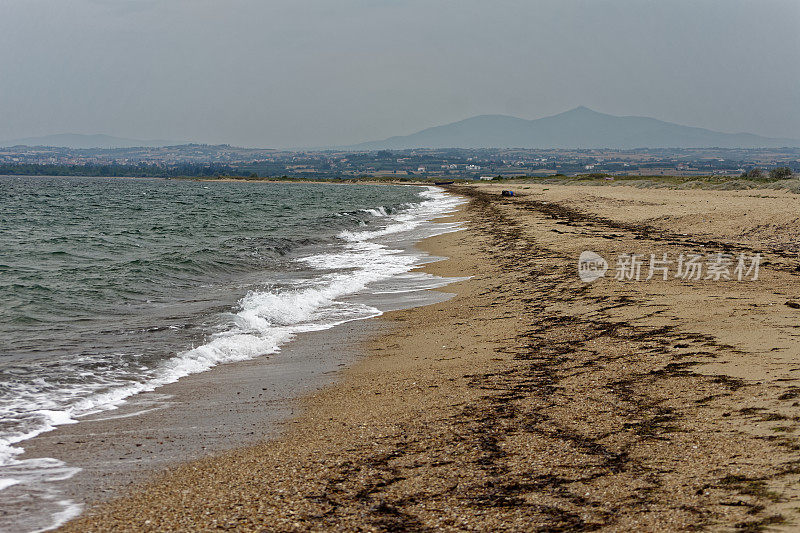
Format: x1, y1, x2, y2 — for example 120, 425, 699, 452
563, 105, 602, 115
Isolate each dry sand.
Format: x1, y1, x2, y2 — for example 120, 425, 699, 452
62, 183, 800, 531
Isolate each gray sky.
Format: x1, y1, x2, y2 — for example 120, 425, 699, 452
1, 0, 798, 148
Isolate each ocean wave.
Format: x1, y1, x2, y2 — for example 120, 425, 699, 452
0, 185, 464, 532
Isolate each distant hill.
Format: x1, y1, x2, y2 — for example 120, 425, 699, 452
346, 107, 799, 150
0, 134, 180, 149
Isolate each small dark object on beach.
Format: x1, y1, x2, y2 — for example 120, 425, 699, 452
434, 181, 455, 185
501, 190, 514, 197
786, 301, 800, 309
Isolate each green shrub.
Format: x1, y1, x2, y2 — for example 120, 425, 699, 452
769, 166, 793, 180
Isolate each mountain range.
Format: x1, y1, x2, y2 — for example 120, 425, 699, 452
346, 107, 799, 150
0, 134, 180, 149
3, 108, 797, 150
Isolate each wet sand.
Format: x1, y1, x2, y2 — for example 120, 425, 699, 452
20, 320, 373, 510
62, 183, 800, 531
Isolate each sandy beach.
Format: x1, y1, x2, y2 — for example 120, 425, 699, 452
61, 182, 800, 531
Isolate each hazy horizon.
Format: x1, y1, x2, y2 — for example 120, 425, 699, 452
2, 0, 799, 149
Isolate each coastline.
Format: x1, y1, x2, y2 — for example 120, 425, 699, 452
0, 182, 464, 532
63, 183, 800, 531
19, 319, 378, 513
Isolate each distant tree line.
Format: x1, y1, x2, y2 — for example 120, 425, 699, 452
740, 166, 794, 180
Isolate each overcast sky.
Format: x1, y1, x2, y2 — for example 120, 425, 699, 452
1, 0, 798, 148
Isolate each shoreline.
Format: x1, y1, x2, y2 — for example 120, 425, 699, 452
1, 182, 464, 532
19, 319, 377, 517
63, 183, 800, 531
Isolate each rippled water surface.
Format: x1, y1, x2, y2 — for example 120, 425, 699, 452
0, 176, 463, 531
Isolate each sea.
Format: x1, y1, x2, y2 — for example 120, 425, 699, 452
0, 176, 464, 532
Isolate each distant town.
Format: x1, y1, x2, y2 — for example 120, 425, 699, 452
1, 144, 798, 179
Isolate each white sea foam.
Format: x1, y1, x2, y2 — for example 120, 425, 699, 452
0, 478, 21, 491
0, 185, 465, 532
32, 502, 83, 533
